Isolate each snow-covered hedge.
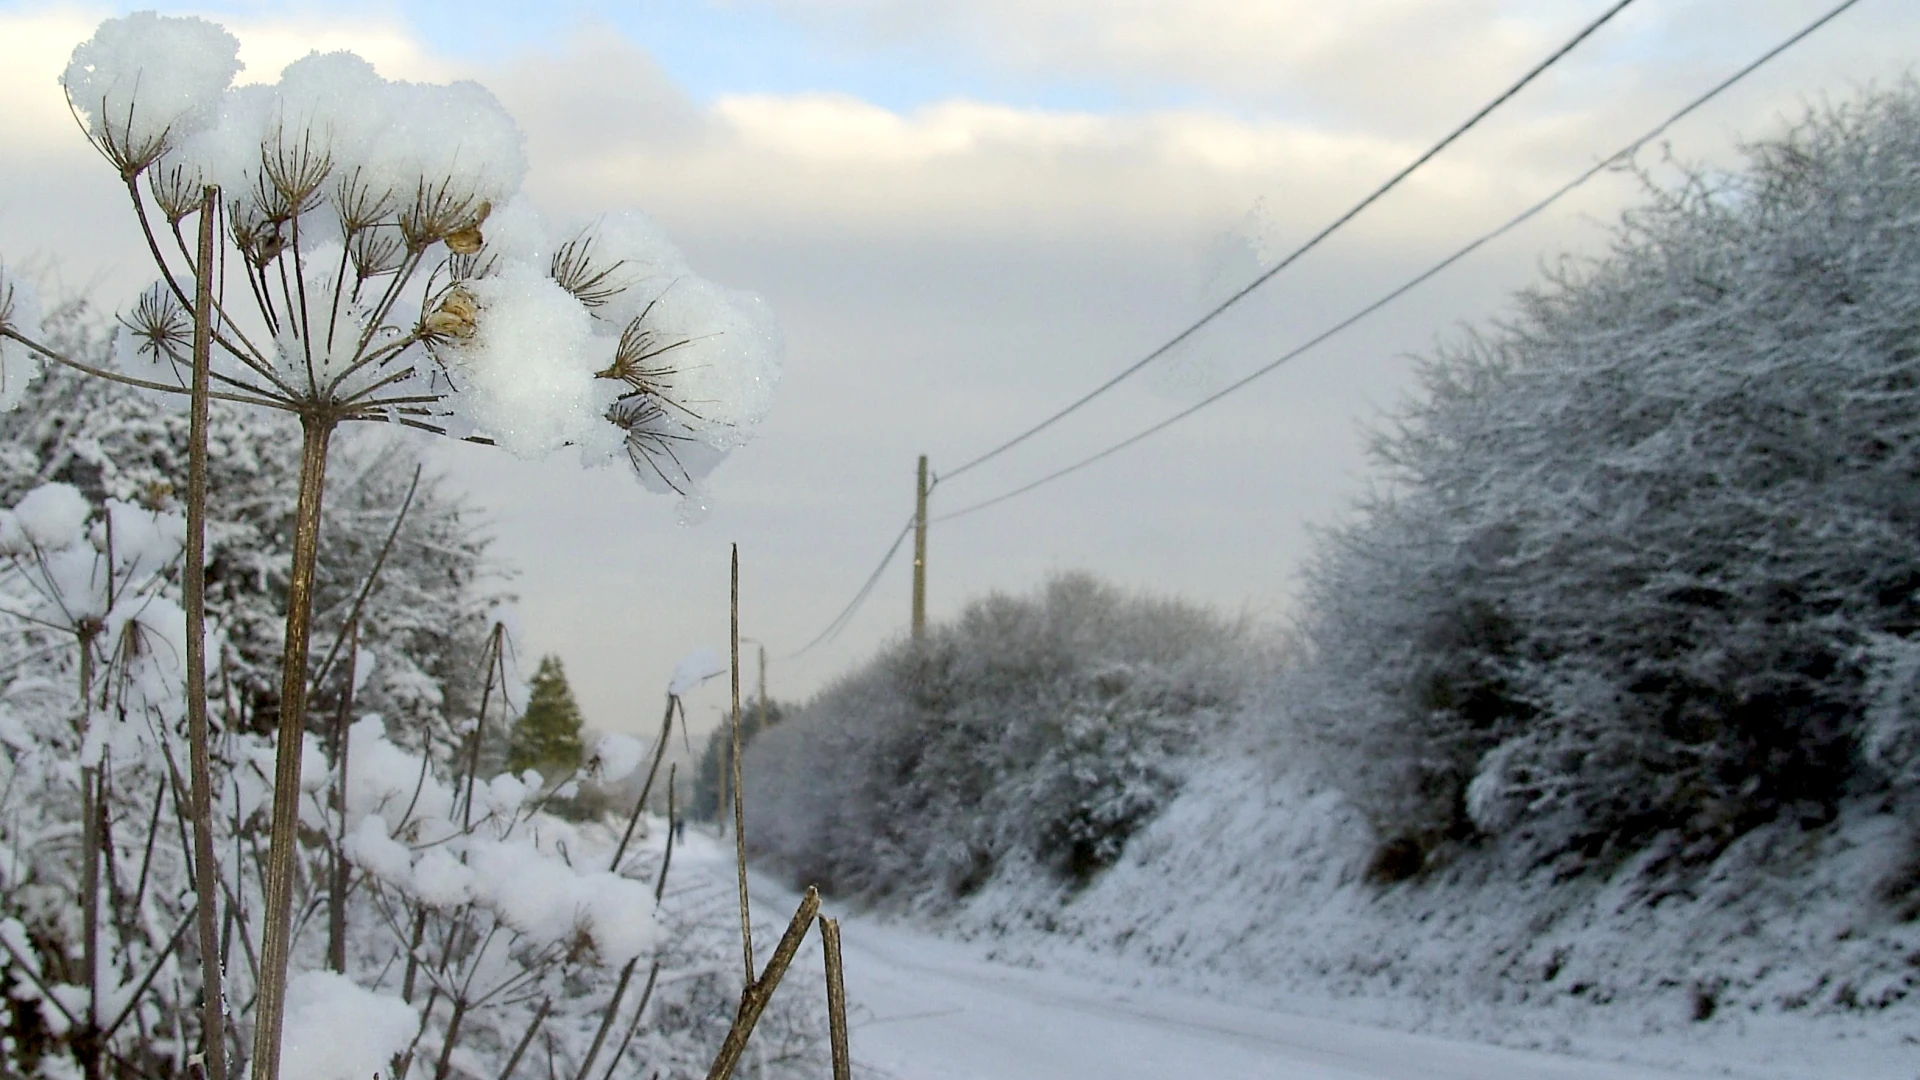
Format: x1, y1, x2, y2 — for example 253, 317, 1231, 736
1294, 82, 1920, 866
744, 573, 1256, 901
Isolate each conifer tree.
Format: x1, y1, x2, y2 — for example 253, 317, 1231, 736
508, 654, 588, 780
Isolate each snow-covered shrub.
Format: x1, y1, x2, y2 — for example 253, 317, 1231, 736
1296, 82, 1920, 865
0, 449, 822, 1079
744, 573, 1253, 901
0, 311, 505, 761
1863, 633, 1920, 789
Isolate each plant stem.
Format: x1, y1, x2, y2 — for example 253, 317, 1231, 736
496, 999, 548, 1080
429, 996, 467, 1080
460, 624, 503, 832
249, 412, 336, 1080
703, 887, 820, 1080
599, 960, 661, 1080
75, 626, 100, 1080
610, 694, 677, 872
571, 960, 634, 1080
820, 916, 850, 1080
729, 546, 751, 984
185, 185, 230, 1080
402, 907, 429, 1003
328, 625, 357, 974
81, 762, 101, 1080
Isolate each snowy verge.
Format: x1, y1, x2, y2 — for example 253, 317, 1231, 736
816, 742, 1920, 1080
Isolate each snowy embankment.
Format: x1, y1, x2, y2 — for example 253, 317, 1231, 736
692, 828, 1705, 1079
918, 741, 1920, 1080
743, 574, 1920, 1077
830, 892, 1714, 1080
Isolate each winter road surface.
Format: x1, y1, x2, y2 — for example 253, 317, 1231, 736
829, 917, 1711, 1080
689, 848, 1715, 1080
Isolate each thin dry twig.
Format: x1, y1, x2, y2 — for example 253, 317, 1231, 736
610, 693, 678, 872
729, 546, 751, 984
703, 887, 820, 1080
496, 999, 550, 1080
183, 183, 229, 1080
820, 916, 851, 1080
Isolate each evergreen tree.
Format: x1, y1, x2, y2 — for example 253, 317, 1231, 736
508, 655, 588, 781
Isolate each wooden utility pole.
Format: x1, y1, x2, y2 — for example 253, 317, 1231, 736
757, 642, 769, 731
912, 454, 929, 640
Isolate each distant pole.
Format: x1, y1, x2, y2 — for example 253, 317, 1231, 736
740, 638, 769, 735
716, 704, 729, 832
912, 454, 929, 640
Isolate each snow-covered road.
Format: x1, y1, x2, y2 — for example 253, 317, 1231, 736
675, 828, 1710, 1080
829, 913, 1711, 1080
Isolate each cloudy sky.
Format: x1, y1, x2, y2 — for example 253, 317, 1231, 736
2, 0, 1915, 737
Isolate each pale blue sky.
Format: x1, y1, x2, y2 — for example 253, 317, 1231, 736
8, 0, 1217, 113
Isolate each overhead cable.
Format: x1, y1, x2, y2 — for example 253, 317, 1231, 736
934, 0, 1866, 524
782, 512, 918, 660
936, 0, 1643, 485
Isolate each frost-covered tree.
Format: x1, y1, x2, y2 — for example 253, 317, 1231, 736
744, 573, 1252, 900
1295, 82, 1920, 868
694, 699, 785, 824
0, 13, 784, 1079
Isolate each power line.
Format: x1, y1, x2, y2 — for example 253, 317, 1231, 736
936, 0, 1643, 485
934, 0, 1866, 525
782, 512, 917, 660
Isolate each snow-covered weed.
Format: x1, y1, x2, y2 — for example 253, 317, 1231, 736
1, 11, 793, 1077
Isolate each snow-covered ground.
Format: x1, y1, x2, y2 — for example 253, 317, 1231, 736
727, 735, 1920, 1080
670, 830, 1782, 1080
829, 910, 1716, 1080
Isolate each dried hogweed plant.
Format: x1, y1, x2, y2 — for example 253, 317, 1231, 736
0, 12, 784, 1080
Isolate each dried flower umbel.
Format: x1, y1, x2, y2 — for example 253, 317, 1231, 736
0, 15, 783, 1080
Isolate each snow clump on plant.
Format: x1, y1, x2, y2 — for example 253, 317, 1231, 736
56, 13, 781, 504
0, 267, 43, 411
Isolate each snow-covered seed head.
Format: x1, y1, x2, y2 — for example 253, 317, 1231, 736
229, 203, 287, 268
61, 13, 241, 178
119, 284, 192, 367
0, 274, 23, 339
56, 13, 781, 499
147, 161, 205, 224
550, 232, 631, 310
402, 179, 489, 253
598, 304, 688, 394
333, 167, 397, 235
261, 125, 334, 217
349, 229, 406, 283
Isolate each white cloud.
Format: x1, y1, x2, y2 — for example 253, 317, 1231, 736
738, 0, 1590, 123
5, 2, 1917, 717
